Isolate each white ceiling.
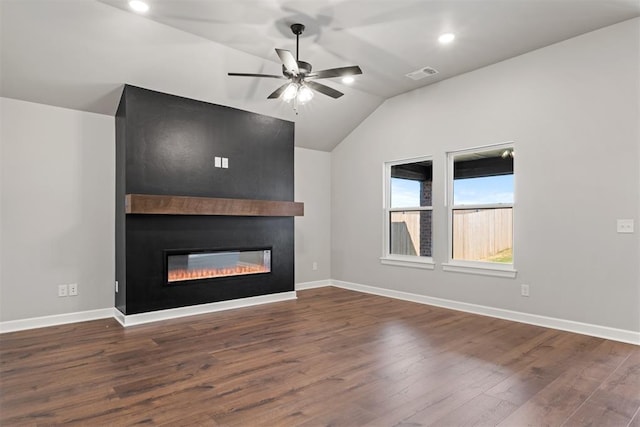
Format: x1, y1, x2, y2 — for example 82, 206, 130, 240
2, 0, 639, 151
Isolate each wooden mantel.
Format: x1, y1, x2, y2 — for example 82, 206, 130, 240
125, 194, 304, 217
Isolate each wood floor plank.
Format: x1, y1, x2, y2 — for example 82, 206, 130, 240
497, 339, 632, 426
563, 349, 640, 426
1, 286, 638, 426
485, 333, 604, 407
424, 393, 518, 426
629, 407, 640, 427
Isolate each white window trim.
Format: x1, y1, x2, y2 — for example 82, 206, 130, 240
381, 155, 434, 268
442, 261, 516, 278
445, 142, 517, 278
380, 255, 435, 269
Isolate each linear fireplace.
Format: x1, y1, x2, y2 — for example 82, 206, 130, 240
166, 248, 271, 284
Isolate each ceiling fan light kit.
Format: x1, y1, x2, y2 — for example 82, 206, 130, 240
282, 82, 314, 106
282, 83, 299, 102
228, 23, 363, 113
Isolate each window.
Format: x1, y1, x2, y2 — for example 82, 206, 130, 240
382, 157, 434, 269
444, 144, 516, 277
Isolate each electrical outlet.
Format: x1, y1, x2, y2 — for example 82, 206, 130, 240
69, 283, 78, 296
617, 219, 634, 233
312, 261, 318, 271
58, 284, 68, 297
115, 280, 119, 293
521, 284, 530, 297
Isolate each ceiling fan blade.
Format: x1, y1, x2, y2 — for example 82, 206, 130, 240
306, 81, 344, 99
228, 73, 285, 79
308, 65, 362, 80
275, 49, 299, 75
267, 83, 291, 99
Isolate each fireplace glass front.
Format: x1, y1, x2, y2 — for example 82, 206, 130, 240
166, 249, 271, 283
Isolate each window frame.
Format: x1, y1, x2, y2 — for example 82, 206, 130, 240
380, 155, 435, 269
443, 142, 517, 278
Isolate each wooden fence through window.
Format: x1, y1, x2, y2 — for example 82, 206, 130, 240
390, 208, 512, 260
452, 208, 512, 260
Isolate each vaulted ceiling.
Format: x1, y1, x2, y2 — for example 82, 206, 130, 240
1, 0, 639, 151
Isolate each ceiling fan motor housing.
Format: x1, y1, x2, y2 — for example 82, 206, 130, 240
283, 61, 312, 79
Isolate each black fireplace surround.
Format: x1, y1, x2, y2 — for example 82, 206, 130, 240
115, 85, 295, 315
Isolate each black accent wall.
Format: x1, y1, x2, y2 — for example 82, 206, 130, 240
115, 85, 295, 315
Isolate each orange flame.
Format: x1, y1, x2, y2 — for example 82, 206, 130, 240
168, 264, 269, 282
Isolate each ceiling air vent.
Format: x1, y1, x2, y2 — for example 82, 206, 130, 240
405, 66, 439, 81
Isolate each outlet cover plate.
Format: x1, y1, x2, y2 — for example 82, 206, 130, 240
58, 284, 68, 297
617, 219, 634, 233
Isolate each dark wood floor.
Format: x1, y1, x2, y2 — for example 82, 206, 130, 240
1, 287, 639, 426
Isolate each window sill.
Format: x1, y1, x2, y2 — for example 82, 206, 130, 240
380, 256, 435, 270
442, 262, 517, 278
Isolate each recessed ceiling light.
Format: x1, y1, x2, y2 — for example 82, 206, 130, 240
129, 0, 149, 13
342, 76, 355, 85
438, 33, 455, 44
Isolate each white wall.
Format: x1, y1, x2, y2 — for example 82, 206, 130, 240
295, 147, 331, 284
0, 98, 115, 321
331, 19, 640, 332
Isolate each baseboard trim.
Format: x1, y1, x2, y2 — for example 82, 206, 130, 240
4, 282, 637, 345
0, 308, 114, 334
114, 291, 298, 327
295, 280, 333, 290
327, 280, 640, 346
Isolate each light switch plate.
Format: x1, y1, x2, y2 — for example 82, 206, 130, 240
214, 157, 222, 168
617, 219, 634, 233
222, 158, 229, 168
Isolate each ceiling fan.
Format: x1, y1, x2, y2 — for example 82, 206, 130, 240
228, 23, 362, 111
